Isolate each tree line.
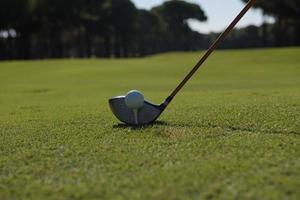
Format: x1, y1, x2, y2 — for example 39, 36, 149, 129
239, 0, 300, 47
0, 0, 299, 60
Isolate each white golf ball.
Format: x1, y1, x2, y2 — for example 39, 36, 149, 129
125, 90, 144, 109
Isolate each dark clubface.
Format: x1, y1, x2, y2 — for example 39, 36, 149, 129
109, 96, 165, 125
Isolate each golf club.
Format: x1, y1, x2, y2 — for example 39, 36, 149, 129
109, 0, 257, 125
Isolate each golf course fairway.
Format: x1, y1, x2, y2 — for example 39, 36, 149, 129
0, 48, 299, 199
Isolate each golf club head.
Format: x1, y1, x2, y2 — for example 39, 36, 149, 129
109, 96, 166, 126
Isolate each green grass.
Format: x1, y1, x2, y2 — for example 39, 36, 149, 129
0, 48, 300, 200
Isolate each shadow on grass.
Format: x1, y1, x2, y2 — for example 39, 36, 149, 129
174, 122, 300, 136
113, 121, 170, 130
113, 120, 300, 136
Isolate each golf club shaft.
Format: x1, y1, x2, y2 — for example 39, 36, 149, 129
166, 0, 257, 104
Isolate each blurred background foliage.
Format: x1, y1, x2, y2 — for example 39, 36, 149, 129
0, 0, 299, 60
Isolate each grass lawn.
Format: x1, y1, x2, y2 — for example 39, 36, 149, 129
0, 48, 300, 200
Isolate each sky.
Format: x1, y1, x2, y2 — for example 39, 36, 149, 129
131, 0, 274, 34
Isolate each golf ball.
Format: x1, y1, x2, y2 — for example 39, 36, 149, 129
125, 90, 144, 109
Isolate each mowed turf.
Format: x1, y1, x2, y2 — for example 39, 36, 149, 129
0, 48, 300, 200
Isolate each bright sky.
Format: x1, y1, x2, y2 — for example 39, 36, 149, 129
131, 0, 274, 33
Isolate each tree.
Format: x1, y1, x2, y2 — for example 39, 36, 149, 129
33, 0, 84, 58
0, 0, 39, 59
107, 0, 138, 57
152, 0, 207, 51
136, 10, 164, 56
241, 0, 300, 45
